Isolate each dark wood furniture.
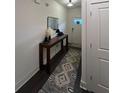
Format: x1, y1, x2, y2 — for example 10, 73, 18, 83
39, 34, 68, 73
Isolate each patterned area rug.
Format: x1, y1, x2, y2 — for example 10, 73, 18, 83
38, 48, 81, 93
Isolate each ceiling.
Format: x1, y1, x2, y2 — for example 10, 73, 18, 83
55, 0, 81, 8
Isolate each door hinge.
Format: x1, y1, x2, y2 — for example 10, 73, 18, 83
90, 43, 92, 48
90, 11, 92, 16
90, 76, 93, 80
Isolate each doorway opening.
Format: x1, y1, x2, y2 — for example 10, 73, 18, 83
66, 6, 82, 48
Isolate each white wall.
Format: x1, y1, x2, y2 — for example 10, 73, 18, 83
80, 0, 87, 90
15, 0, 67, 91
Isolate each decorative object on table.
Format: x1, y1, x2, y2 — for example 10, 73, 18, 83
56, 29, 64, 36
43, 27, 52, 43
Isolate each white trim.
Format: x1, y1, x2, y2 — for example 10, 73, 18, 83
15, 67, 39, 92
88, 0, 109, 4
98, 84, 109, 90
68, 43, 81, 48
80, 80, 87, 90
80, 0, 87, 91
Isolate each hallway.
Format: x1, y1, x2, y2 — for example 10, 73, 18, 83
1, 0, 123, 93
15, 0, 109, 93
38, 48, 80, 93
16, 48, 89, 93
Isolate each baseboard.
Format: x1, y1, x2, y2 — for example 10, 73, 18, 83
15, 67, 39, 92
80, 80, 87, 91
68, 43, 81, 48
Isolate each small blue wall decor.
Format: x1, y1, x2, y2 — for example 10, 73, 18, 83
72, 18, 84, 25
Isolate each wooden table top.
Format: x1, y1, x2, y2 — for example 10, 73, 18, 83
40, 34, 68, 48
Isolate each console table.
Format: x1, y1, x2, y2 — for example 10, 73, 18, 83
39, 34, 68, 74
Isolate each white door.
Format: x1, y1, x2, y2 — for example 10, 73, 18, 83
87, 1, 109, 93
67, 7, 81, 48
71, 18, 81, 47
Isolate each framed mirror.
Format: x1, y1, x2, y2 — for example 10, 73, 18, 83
47, 17, 58, 30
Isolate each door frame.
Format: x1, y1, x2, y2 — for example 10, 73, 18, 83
80, 0, 109, 91
71, 17, 82, 48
